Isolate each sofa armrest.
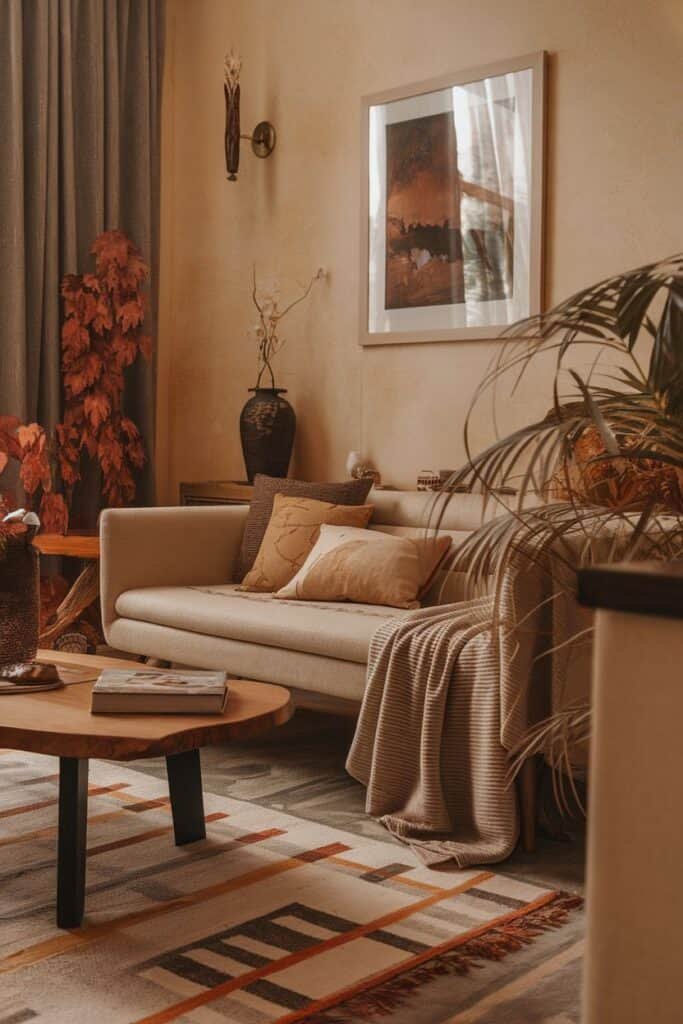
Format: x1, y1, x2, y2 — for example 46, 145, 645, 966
100, 505, 249, 638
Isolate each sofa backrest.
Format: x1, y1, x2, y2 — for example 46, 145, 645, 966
366, 488, 518, 540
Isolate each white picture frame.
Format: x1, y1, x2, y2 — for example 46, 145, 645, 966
359, 52, 547, 346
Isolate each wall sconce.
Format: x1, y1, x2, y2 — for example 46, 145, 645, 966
224, 52, 276, 181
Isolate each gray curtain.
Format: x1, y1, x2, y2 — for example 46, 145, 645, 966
0, 0, 163, 511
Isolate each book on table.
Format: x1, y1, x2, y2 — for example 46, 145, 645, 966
91, 668, 228, 714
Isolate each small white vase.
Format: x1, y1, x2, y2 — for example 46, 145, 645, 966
346, 450, 363, 478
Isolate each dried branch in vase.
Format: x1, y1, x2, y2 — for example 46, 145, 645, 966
250, 267, 325, 388
0, 417, 67, 533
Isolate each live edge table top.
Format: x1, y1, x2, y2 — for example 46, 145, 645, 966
0, 650, 294, 761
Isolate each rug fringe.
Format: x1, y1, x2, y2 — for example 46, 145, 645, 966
301, 891, 583, 1023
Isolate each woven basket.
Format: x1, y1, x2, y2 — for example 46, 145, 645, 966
0, 524, 39, 668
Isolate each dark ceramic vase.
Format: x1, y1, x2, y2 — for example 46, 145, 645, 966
239, 387, 296, 483
0, 526, 39, 667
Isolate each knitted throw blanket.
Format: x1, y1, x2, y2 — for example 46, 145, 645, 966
346, 597, 522, 867
346, 537, 594, 867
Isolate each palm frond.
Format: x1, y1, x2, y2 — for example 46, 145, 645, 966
508, 705, 591, 817
445, 254, 683, 513
432, 255, 683, 804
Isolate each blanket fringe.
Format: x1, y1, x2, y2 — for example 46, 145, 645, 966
301, 892, 583, 1023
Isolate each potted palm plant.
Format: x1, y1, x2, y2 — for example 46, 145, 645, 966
433, 253, 683, 798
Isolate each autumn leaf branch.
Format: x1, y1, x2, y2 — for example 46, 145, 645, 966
57, 230, 152, 511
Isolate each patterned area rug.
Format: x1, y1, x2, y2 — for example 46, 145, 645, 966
0, 750, 582, 1023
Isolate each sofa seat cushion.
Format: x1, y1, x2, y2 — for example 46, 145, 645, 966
115, 584, 406, 665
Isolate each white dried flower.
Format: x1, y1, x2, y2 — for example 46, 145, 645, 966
250, 265, 324, 383
224, 51, 242, 93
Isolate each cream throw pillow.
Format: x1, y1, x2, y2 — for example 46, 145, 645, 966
239, 495, 374, 593
276, 525, 450, 609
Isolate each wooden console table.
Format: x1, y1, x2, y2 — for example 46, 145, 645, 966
33, 531, 100, 646
179, 480, 253, 506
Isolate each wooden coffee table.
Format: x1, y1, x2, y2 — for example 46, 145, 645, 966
0, 651, 293, 929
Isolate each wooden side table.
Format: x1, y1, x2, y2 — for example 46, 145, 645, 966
33, 531, 100, 646
179, 480, 253, 506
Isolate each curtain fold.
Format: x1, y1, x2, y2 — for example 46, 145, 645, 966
0, 0, 164, 507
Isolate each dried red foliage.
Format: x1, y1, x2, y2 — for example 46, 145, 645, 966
1, 230, 151, 530
0, 418, 69, 533
57, 230, 152, 508
39, 491, 70, 534
0, 415, 21, 476
16, 423, 52, 495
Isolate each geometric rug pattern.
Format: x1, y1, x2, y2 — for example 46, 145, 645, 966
0, 750, 581, 1023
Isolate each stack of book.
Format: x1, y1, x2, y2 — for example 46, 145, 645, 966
91, 668, 229, 714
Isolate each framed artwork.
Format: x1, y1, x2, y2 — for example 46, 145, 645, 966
359, 52, 546, 346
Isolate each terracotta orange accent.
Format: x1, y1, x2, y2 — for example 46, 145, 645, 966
0, 797, 54, 819
294, 842, 349, 862
0, 782, 129, 819
86, 817, 225, 857
0, 841, 348, 975
1, 932, 87, 972
14, 772, 60, 785
86, 782, 132, 797
131, 871, 496, 1024
234, 828, 285, 845
87, 827, 175, 857
87, 810, 230, 854
122, 798, 171, 813
0, 805, 227, 851
33, 532, 99, 559
329, 854, 444, 893
0, 807, 128, 848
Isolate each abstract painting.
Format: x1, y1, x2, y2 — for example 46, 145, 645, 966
361, 53, 546, 345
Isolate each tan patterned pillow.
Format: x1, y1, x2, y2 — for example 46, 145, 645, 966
239, 495, 374, 593
276, 525, 444, 609
236, 474, 373, 580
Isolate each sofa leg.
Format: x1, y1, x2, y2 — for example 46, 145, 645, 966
518, 756, 538, 853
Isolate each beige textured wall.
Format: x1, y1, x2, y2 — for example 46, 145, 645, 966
157, 0, 683, 503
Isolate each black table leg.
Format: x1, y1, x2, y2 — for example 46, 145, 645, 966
57, 757, 88, 929
166, 748, 206, 845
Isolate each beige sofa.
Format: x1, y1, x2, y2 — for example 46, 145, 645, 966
100, 489, 496, 710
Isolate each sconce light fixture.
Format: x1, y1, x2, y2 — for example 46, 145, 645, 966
224, 51, 276, 181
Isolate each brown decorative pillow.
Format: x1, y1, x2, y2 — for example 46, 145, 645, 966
239, 495, 374, 593
236, 474, 373, 580
276, 525, 438, 609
